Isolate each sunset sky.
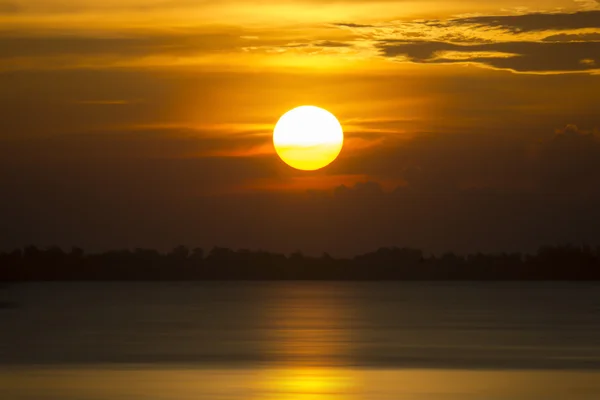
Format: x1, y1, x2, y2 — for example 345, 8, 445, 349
1, 0, 600, 255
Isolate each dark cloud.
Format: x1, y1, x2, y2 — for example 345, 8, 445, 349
378, 40, 600, 72
314, 40, 352, 47
333, 22, 375, 28
330, 10, 600, 73
334, 181, 384, 198
334, 125, 600, 198
332, 132, 533, 192
542, 32, 600, 42
240, 39, 355, 55
280, 42, 309, 48
453, 10, 600, 32
536, 125, 600, 192
401, 32, 427, 38
436, 33, 493, 44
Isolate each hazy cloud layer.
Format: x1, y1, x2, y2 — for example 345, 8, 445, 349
0, 64, 598, 253
1, 6, 599, 73
0, 34, 237, 58
2, 125, 600, 255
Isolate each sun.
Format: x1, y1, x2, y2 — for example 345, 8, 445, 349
273, 106, 344, 171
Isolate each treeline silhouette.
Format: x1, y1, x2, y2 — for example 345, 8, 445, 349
1, 244, 600, 281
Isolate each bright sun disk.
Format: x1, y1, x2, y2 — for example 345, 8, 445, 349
273, 105, 344, 171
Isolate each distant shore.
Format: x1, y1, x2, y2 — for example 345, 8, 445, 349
2, 244, 600, 281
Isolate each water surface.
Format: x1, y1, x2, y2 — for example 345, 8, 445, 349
1, 282, 600, 399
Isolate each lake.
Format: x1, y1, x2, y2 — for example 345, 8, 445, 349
1, 282, 600, 399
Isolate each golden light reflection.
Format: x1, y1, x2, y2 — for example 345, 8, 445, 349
253, 283, 360, 399
257, 368, 357, 400
4, 367, 600, 400
263, 284, 352, 365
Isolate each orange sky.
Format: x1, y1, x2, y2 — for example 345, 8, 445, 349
1, 0, 600, 253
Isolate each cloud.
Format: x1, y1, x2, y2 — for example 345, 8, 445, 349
332, 131, 533, 193
333, 10, 600, 39
314, 40, 352, 47
330, 9, 600, 73
330, 124, 600, 196
542, 32, 600, 42
333, 22, 376, 28
7, 127, 273, 161
334, 180, 384, 198
0, 32, 245, 60
0, 26, 359, 70
3, 7, 598, 74
378, 40, 600, 72
240, 38, 359, 58
452, 10, 600, 32
574, 0, 600, 10
536, 124, 600, 192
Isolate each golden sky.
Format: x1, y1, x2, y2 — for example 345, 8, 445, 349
1, 0, 600, 253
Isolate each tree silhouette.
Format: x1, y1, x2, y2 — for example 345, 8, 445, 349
1, 244, 599, 281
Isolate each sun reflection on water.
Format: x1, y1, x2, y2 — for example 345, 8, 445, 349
255, 283, 360, 399
256, 367, 357, 400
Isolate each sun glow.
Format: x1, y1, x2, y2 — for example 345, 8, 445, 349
273, 106, 344, 171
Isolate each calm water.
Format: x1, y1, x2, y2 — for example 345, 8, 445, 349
1, 282, 600, 399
